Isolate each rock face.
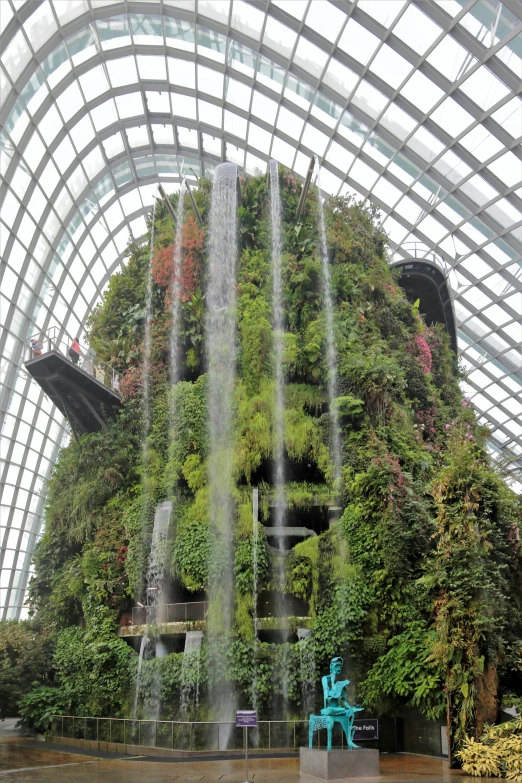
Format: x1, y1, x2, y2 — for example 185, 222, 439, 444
475, 662, 499, 737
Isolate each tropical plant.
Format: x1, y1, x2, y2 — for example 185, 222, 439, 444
18, 686, 72, 733
360, 621, 445, 719
0, 620, 54, 717
457, 717, 522, 780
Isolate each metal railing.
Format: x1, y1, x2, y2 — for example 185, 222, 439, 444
48, 716, 336, 752
131, 601, 209, 625
390, 241, 448, 274
26, 326, 121, 394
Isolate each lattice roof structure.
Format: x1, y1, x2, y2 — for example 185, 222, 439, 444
1, 0, 521, 619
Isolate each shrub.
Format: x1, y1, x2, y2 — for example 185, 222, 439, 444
18, 687, 72, 733
457, 718, 522, 780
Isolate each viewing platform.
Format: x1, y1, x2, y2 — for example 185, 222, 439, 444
262, 499, 342, 554
390, 244, 457, 352
118, 616, 312, 639
118, 619, 206, 639
24, 327, 122, 438
118, 599, 312, 644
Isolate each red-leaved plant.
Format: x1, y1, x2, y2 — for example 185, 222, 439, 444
152, 214, 204, 302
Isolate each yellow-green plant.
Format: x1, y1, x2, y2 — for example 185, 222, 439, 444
457, 717, 522, 780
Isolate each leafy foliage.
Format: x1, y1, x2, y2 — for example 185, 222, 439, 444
52, 620, 134, 717
152, 213, 204, 302
457, 717, 522, 780
18, 687, 72, 733
424, 425, 521, 751
360, 621, 445, 719
0, 620, 53, 718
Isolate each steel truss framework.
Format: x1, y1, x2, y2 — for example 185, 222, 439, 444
0, 0, 521, 619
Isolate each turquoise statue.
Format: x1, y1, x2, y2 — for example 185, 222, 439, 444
308, 656, 363, 750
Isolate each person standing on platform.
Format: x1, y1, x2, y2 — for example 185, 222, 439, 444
68, 336, 81, 365
30, 336, 42, 356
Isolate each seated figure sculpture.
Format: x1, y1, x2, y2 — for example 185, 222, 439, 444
308, 656, 363, 750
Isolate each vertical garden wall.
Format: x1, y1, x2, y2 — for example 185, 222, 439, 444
8, 168, 520, 762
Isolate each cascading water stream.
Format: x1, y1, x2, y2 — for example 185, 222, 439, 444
133, 193, 159, 722
252, 488, 259, 712
206, 162, 238, 747
315, 157, 342, 491
269, 160, 287, 535
250, 489, 260, 748
297, 628, 315, 717
133, 501, 171, 721
269, 159, 290, 714
141, 192, 158, 492
180, 630, 203, 719
169, 182, 186, 388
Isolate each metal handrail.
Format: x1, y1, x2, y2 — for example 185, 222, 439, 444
26, 325, 121, 394
131, 601, 209, 625
48, 716, 321, 751
390, 242, 448, 274
128, 602, 311, 626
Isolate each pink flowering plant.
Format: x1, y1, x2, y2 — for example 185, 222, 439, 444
413, 333, 433, 373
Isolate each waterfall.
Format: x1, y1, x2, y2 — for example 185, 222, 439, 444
269, 159, 290, 713
297, 628, 315, 717
180, 630, 203, 719
133, 194, 160, 723
252, 488, 259, 711
206, 162, 238, 745
133, 635, 146, 720
269, 160, 286, 533
133, 501, 171, 721
142, 192, 158, 479
140, 192, 158, 554
315, 158, 342, 490
169, 182, 186, 387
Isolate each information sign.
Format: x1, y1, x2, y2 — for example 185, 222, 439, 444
236, 710, 257, 727
237, 711, 257, 783
353, 719, 379, 742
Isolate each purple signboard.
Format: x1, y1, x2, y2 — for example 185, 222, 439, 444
353, 718, 379, 741
236, 710, 257, 727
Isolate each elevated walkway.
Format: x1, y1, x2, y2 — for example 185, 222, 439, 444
390, 247, 457, 352
118, 600, 312, 641
24, 327, 122, 438
118, 616, 312, 640
262, 500, 341, 554
264, 525, 316, 555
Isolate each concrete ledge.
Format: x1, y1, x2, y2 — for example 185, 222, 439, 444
119, 617, 313, 637
118, 621, 206, 638
300, 747, 379, 779
46, 735, 296, 759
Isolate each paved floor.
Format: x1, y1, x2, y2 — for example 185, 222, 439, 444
0, 722, 489, 782
0, 721, 20, 740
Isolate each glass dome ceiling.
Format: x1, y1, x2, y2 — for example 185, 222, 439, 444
1, 0, 521, 619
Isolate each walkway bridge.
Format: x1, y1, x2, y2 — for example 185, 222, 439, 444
390, 243, 457, 353
118, 599, 312, 651
24, 326, 122, 439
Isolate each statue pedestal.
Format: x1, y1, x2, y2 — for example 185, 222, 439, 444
300, 747, 379, 779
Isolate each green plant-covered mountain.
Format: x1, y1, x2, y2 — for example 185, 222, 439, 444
12, 168, 520, 758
